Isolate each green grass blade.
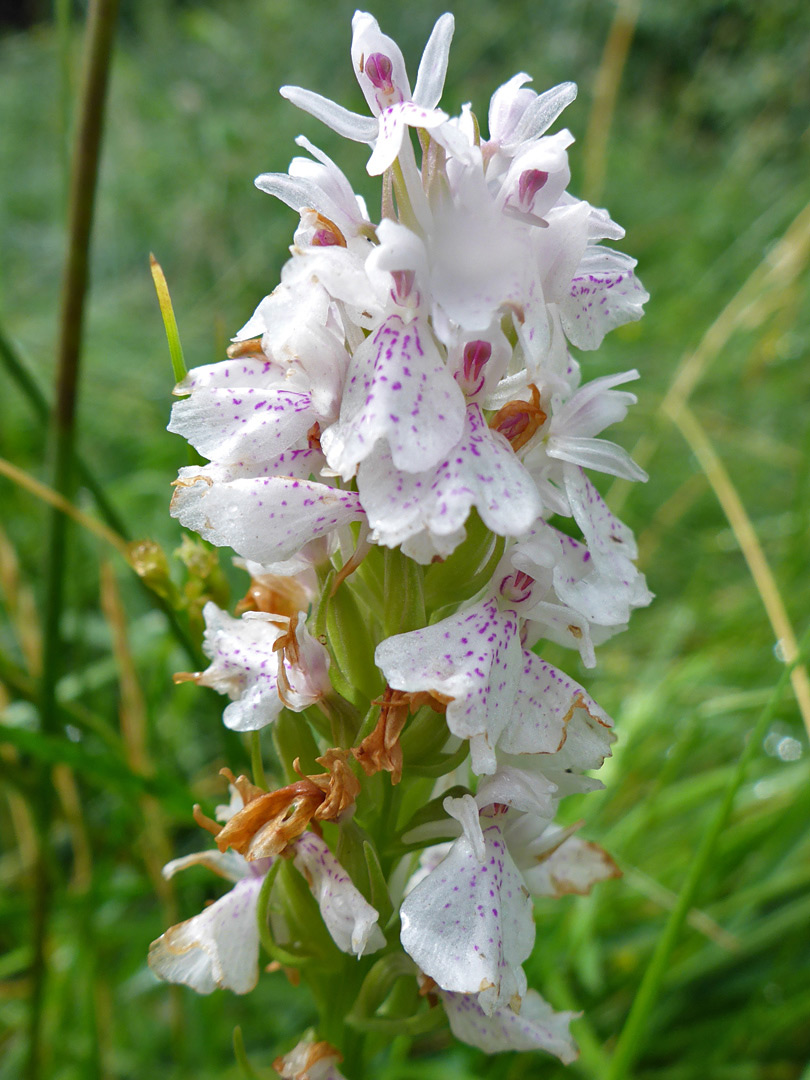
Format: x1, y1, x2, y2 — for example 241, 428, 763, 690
150, 254, 187, 385
606, 625, 810, 1080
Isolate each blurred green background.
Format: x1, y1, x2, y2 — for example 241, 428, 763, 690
1, 1, 809, 1077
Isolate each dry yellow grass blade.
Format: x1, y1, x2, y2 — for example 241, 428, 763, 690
583, 0, 641, 205
663, 199, 810, 420
0, 523, 42, 677
609, 197, 810, 519
52, 764, 93, 893
669, 403, 810, 740
0, 456, 129, 560
99, 562, 175, 907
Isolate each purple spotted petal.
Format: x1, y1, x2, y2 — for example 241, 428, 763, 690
400, 822, 533, 1013
375, 596, 523, 774
170, 472, 365, 565
564, 464, 638, 568
560, 246, 649, 350
441, 987, 578, 1061
173, 447, 326, 487
194, 603, 286, 732
359, 404, 542, 559
321, 314, 464, 479
512, 519, 644, 627
169, 367, 314, 465
367, 100, 449, 175
292, 833, 385, 957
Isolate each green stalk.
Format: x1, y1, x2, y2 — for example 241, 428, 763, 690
605, 625, 810, 1080
55, 0, 73, 208
29, 4, 119, 1078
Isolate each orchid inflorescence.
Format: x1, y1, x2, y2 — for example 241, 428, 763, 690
148, 10, 650, 1073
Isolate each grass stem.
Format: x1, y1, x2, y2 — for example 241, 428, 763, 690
30, 3, 119, 1078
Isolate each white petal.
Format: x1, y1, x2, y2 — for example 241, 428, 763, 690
400, 822, 533, 1012
441, 987, 578, 1061
359, 404, 542, 559
498, 696, 615, 800
254, 171, 330, 215
523, 599, 597, 667
487, 73, 534, 145
443, 793, 486, 862
148, 875, 263, 995
170, 474, 365, 566
321, 314, 465, 479
161, 848, 250, 884
279, 85, 379, 143
510, 82, 578, 146
292, 832, 385, 957
546, 435, 648, 482
475, 765, 558, 820
283, 619, 332, 711
498, 651, 610, 756
552, 370, 639, 437
375, 596, 523, 775
523, 833, 620, 897
412, 13, 455, 109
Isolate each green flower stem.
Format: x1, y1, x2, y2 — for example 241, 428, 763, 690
383, 549, 425, 638
391, 158, 419, 233
232, 1026, 268, 1080
605, 625, 810, 1080
407, 739, 470, 777
255, 861, 314, 968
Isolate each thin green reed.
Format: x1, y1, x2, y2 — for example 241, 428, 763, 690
29, 3, 119, 1078
606, 623, 810, 1080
